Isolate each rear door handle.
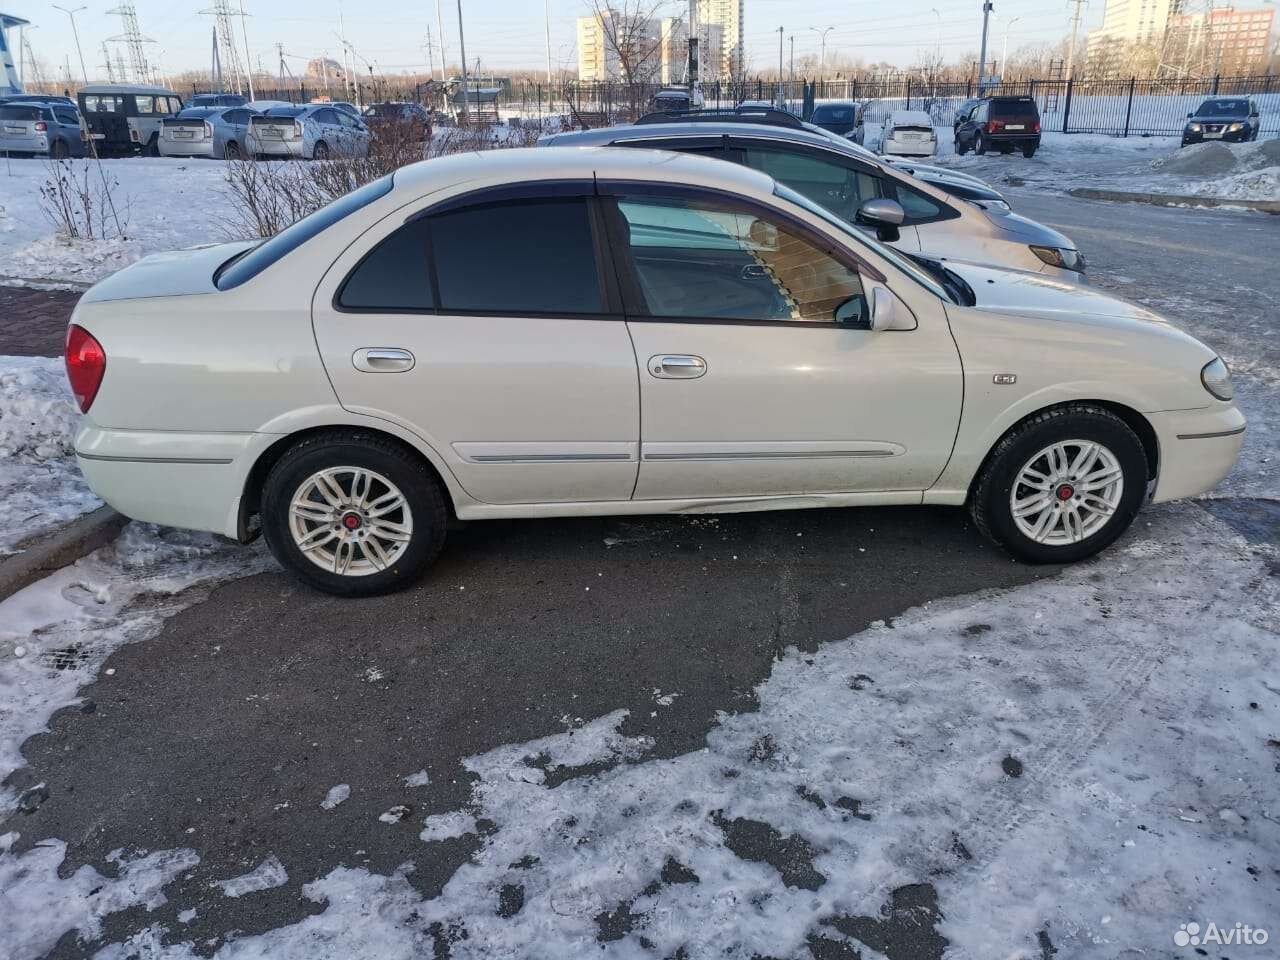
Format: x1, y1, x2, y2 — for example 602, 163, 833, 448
648, 355, 707, 379
353, 347, 415, 373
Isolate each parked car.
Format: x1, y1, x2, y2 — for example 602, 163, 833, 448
650, 87, 704, 113
808, 101, 860, 138
248, 104, 369, 160
0, 93, 77, 108
159, 105, 258, 159
881, 110, 938, 157
541, 119, 1085, 281
65, 148, 1243, 596
884, 158, 1012, 210
189, 93, 250, 109
362, 101, 431, 140
1181, 97, 1261, 146
952, 98, 982, 139
0, 100, 86, 158
76, 84, 184, 155
955, 97, 1041, 157
313, 100, 361, 118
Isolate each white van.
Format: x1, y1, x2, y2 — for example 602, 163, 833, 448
881, 110, 937, 158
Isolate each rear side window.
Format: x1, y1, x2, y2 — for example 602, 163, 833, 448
55, 110, 80, 125
216, 175, 394, 290
0, 105, 44, 121
338, 219, 433, 311
430, 199, 602, 315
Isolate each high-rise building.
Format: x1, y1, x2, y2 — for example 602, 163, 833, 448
698, 0, 744, 80
1087, 0, 1275, 75
1166, 6, 1275, 74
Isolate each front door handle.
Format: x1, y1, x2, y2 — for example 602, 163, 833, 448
648, 355, 707, 379
353, 347, 415, 373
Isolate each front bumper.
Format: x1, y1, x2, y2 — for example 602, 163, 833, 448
1182, 126, 1251, 145
1148, 403, 1246, 502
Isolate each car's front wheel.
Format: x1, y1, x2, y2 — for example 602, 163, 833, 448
970, 405, 1148, 564
262, 433, 449, 596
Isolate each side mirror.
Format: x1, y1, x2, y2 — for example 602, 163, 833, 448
856, 198, 905, 244
870, 287, 898, 331
1187, 112, 1194, 118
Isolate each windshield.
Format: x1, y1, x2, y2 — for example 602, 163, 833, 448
176, 107, 217, 119
1196, 99, 1248, 117
772, 183, 952, 302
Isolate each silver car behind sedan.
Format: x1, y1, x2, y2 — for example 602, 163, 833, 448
158, 105, 257, 160
247, 104, 369, 160
0, 100, 86, 158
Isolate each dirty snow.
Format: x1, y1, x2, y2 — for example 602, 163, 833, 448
0, 157, 232, 283
0, 524, 272, 814
0, 356, 100, 554
0, 840, 198, 960
320, 784, 350, 810
47, 499, 1279, 960
210, 855, 288, 898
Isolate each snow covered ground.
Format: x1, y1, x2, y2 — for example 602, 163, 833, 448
0, 157, 232, 284
0, 356, 99, 553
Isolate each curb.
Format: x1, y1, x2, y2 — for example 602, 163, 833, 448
1067, 188, 1280, 214
0, 275, 93, 291
0, 507, 127, 603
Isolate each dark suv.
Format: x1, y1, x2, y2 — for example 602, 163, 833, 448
1181, 98, 1260, 146
955, 97, 1041, 158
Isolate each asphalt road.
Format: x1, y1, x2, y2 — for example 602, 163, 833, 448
5, 190, 1278, 959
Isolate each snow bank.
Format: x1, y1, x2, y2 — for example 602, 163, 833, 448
0, 158, 233, 284
0, 356, 99, 554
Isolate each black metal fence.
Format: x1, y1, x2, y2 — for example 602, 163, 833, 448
189, 72, 1280, 138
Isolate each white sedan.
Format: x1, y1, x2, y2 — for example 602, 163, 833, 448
64, 147, 1244, 596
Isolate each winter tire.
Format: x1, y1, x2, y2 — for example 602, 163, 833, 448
224, 140, 242, 160
1022, 145, 1037, 158
262, 432, 449, 597
313, 140, 330, 160
50, 140, 70, 159
969, 405, 1148, 564
975, 133, 987, 155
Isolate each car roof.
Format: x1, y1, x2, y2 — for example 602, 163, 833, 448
393, 144, 775, 200
545, 120, 883, 166
80, 84, 176, 96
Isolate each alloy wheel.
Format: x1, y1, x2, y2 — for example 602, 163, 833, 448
288, 466, 413, 576
1009, 439, 1124, 546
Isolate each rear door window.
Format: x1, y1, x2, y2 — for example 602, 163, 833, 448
0, 105, 43, 121
430, 199, 603, 315
55, 109, 80, 126
738, 146, 880, 222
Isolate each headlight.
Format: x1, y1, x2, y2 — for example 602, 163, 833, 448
1201, 357, 1233, 401
1227, 122, 1243, 132
1188, 122, 1202, 132
1030, 245, 1085, 272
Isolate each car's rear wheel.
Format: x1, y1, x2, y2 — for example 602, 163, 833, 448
969, 405, 1147, 564
313, 140, 330, 160
975, 133, 987, 155
224, 140, 242, 160
50, 139, 70, 159
955, 136, 968, 155
1022, 144, 1037, 158
145, 134, 160, 157
262, 433, 448, 596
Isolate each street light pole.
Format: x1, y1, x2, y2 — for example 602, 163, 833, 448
809, 26, 834, 79
52, 5, 89, 84
1000, 15, 1021, 79
456, 0, 470, 123
237, 0, 255, 102
930, 8, 943, 62
977, 0, 994, 91
777, 26, 784, 108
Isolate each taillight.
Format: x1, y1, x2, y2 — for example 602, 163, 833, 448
131, 128, 140, 142
34, 121, 47, 132
1032, 120, 1041, 134
65, 324, 106, 413
204, 121, 214, 139
987, 119, 1004, 132
291, 122, 302, 140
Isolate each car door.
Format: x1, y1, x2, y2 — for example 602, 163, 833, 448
224, 108, 251, 149
599, 183, 962, 501
311, 184, 641, 505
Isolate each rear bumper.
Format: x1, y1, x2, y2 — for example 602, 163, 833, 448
1149, 404, 1246, 502
250, 137, 305, 158
159, 140, 217, 158
883, 141, 936, 157
74, 423, 260, 538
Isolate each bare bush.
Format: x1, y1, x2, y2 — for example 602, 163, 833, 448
38, 160, 129, 241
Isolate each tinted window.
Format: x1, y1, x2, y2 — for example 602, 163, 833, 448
1196, 99, 1248, 117
55, 110, 80, 125
216, 175, 394, 290
614, 195, 866, 324
812, 106, 855, 123
339, 219, 433, 310
431, 199, 602, 314
740, 147, 880, 221
314, 109, 338, 124
987, 97, 1038, 118
0, 105, 45, 121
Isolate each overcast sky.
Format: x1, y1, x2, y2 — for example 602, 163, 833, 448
0, 0, 1160, 81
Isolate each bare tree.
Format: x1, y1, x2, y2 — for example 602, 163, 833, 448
587, 0, 669, 120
